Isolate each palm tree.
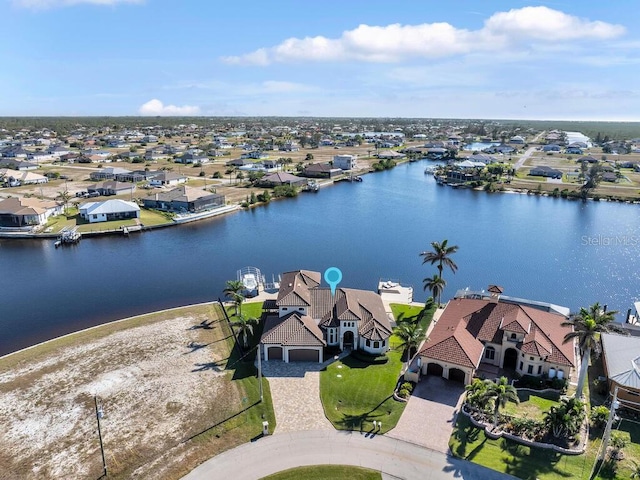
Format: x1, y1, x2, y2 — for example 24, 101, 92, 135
545, 396, 585, 438
393, 321, 425, 362
56, 189, 71, 215
481, 376, 519, 429
464, 378, 487, 410
420, 239, 459, 282
562, 302, 621, 399
423, 274, 446, 306
231, 314, 258, 349
224, 280, 245, 315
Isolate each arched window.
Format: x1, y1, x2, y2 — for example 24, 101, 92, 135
510, 333, 517, 339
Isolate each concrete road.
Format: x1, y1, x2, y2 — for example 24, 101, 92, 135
181, 430, 516, 480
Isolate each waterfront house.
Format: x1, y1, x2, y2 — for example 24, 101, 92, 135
529, 166, 563, 179
141, 185, 225, 213
333, 154, 358, 171
601, 333, 640, 408
302, 163, 342, 179
79, 199, 140, 223
0, 197, 62, 227
0, 159, 38, 171
258, 172, 306, 187
260, 270, 392, 363
414, 286, 575, 384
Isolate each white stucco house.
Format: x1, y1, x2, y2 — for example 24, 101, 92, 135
333, 154, 358, 171
260, 270, 392, 363
79, 199, 140, 223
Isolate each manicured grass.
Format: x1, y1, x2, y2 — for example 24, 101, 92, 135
320, 348, 406, 434
390, 303, 433, 331
450, 414, 601, 480
261, 465, 381, 480
503, 391, 560, 421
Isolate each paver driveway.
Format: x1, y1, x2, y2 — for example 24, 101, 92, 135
388, 375, 465, 453
261, 360, 334, 432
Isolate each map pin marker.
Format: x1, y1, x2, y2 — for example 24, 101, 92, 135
324, 267, 343, 297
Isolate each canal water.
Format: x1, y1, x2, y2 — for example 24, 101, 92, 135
1, 161, 639, 356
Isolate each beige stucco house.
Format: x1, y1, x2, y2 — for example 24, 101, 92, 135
415, 286, 576, 384
260, 270, 392, 363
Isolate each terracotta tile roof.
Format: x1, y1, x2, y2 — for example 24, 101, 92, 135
261, 313, 326, 347
0, 196, 59, 215
419, 297, 575, 370
342, 288, 392, 341
276, 270, 321, 307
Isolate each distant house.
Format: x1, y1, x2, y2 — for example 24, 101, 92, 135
542, 144, 561, 153
27, 151, 57, 163
240, 151, 269, 160
144, 148, 169, 161
333, 154, 358, 171
175, 152, 209, 164
467, 154, 495, 164
602, 172, 618, 183
0, 168, 49, 186
0, 197, 62, 227
484, 144, 515, 154
565, 147, 583, 155
0, 159, 38, 171
258, 172, 306, 187
79, 199, 140, 223
226, 158, 254, 167
142, 185, 225, 213
148, 172, 187, 187
529, 166, 563, 179
87, 181, 136, 196
302, 163, 342, 179
260, 270, 392, 363
413, 287, 575, 385
509, 135, 526, 144
601, 333, 640, 408
578, 155, 599, 164
90, 167, 133, 181
377, 150, 406, 160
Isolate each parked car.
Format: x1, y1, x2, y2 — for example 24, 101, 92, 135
75, 191, 87, 197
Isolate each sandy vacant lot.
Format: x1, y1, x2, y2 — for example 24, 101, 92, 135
0, 304, 252, 480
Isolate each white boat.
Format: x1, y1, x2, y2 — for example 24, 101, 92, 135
236, 267, 281, 297
377, 279, 413, 303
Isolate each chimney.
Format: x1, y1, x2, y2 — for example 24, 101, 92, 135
487, 285, 503, 303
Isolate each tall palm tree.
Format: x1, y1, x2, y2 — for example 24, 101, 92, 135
56, 189, 71, 215
420, 239, 459, 281
224, 280, 245, 315
481, 376, 519, 429
393, 322, 425, 362
562, 302, 621, 399
423, 274, 446, 306
231, 314, 258, 349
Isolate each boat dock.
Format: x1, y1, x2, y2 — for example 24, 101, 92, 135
55, 227, 81, 247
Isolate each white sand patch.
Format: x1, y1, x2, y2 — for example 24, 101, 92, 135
0, 314, 230, 479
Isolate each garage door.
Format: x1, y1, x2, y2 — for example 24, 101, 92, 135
426, 362, 444, 377
448, 368, 466, 383
288, 349, 319, 362
268, 346, 283, 360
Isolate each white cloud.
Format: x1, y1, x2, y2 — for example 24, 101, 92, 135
222, 6, 625, 65
138, 99, 200, 116
13, 0, 143, 9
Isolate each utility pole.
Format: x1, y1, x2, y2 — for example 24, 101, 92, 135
94, 395, 107, 477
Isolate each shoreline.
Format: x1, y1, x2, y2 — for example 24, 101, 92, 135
0, 295, 275, 362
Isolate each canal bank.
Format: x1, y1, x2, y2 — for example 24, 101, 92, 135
1, 161, 639, 356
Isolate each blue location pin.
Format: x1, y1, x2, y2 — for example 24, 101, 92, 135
324, 267, 343, 296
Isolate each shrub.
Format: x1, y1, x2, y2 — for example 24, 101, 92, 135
400, 382, 414, 394
398, 387, 411, 399
590, 405, 609, 429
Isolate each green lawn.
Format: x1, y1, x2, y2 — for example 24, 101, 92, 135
390, 303, 434, 331
261, 465, 381, 480
449, 415, 600, 480
503, 391, 560, 420
320, 347, 406, 434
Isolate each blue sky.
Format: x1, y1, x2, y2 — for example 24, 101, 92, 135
1, 0, 639, 120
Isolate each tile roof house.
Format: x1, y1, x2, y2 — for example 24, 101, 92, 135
601, 333, 640, 407
0, 197, 62, 227
260, 270, 392, 363
415, 286, 576, 384
141, 185, 225, 213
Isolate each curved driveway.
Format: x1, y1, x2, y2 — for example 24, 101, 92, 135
181, 430, 516, 480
